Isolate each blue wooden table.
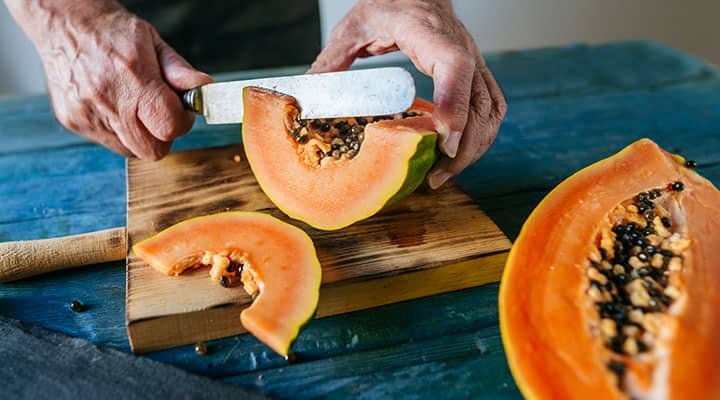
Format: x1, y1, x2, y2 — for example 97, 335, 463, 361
1, 41, 719, 398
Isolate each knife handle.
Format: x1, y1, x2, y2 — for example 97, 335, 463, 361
0, 227, 127, 283
181, 88, 203, 114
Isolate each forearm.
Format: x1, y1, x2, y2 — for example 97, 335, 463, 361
4, 0, 123, 51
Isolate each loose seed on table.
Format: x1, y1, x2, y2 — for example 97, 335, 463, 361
69, 300, 85, 312
195, 342, 208, 355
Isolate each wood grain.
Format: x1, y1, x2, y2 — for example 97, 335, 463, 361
126, 144, 511, 352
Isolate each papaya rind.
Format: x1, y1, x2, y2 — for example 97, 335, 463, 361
386, 131, 439, 207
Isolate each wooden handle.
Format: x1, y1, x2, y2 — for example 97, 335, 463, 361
0, 227, 127, 282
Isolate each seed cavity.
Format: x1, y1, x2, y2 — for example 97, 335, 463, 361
189, 249, 261, 299
286, 108, 428, 166
586, 183, 688, 392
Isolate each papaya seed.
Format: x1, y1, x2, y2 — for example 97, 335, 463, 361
194, 342, 208, 356
69, 300, 85, 312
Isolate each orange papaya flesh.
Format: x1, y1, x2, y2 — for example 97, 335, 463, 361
242, 87, 438, 230
499, 139, 720, 399
132, 212, 322, 357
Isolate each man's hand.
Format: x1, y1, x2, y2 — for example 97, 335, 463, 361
309, 0, 506, 189
5, 0, 213, 159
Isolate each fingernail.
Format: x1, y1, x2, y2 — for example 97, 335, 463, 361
441, 131, 462, 158
428, 171, 452, 190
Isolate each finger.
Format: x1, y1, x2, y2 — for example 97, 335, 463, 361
307, 37, 360, 74
307, 16, 369, 74
427, 64, 502, 189
153, 32, 213, 90
397, 34, 475, 158
480, 62, 508, 130
137, 81, 195, 142
143, 32, 208, 141
110, 104, 172, 161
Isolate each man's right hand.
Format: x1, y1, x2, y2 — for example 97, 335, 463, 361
5, 0, 213, 159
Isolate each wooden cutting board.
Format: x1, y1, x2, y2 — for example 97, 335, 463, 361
126, 144, 511, 353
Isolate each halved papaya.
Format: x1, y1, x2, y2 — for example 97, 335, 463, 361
242, 87, 438, 230
500, 139, 720, 399
132, 211, 322, 357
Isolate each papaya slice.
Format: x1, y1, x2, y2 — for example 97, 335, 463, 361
132, 211, 322, 357
242, 87, 438, 230
500, 139, 720, 399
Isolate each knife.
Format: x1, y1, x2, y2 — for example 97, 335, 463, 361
181, 67, 416, 124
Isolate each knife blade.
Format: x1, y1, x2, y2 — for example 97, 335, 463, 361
181, 67, 416, 124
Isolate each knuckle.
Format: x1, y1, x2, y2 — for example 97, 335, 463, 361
494, 96, 508, 122
55, 111, 77, 131
443, 48, 475, 72
127, 16, 151, 38
142, 88, 191, 141
486, 84, 508, 123
145, 148, 166, 161
133, 139, 167, 161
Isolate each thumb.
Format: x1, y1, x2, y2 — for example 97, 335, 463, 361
307, 38, 358, 74
153, 33, 213, 90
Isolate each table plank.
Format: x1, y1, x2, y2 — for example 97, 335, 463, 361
227, 326, 518, 400
149, 282, 502, 377
1, 40, 719, 398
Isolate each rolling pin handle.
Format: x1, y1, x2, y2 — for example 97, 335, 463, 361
0, 227, 127, 283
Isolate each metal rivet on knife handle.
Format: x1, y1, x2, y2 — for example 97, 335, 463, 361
182, 88, 203, 114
